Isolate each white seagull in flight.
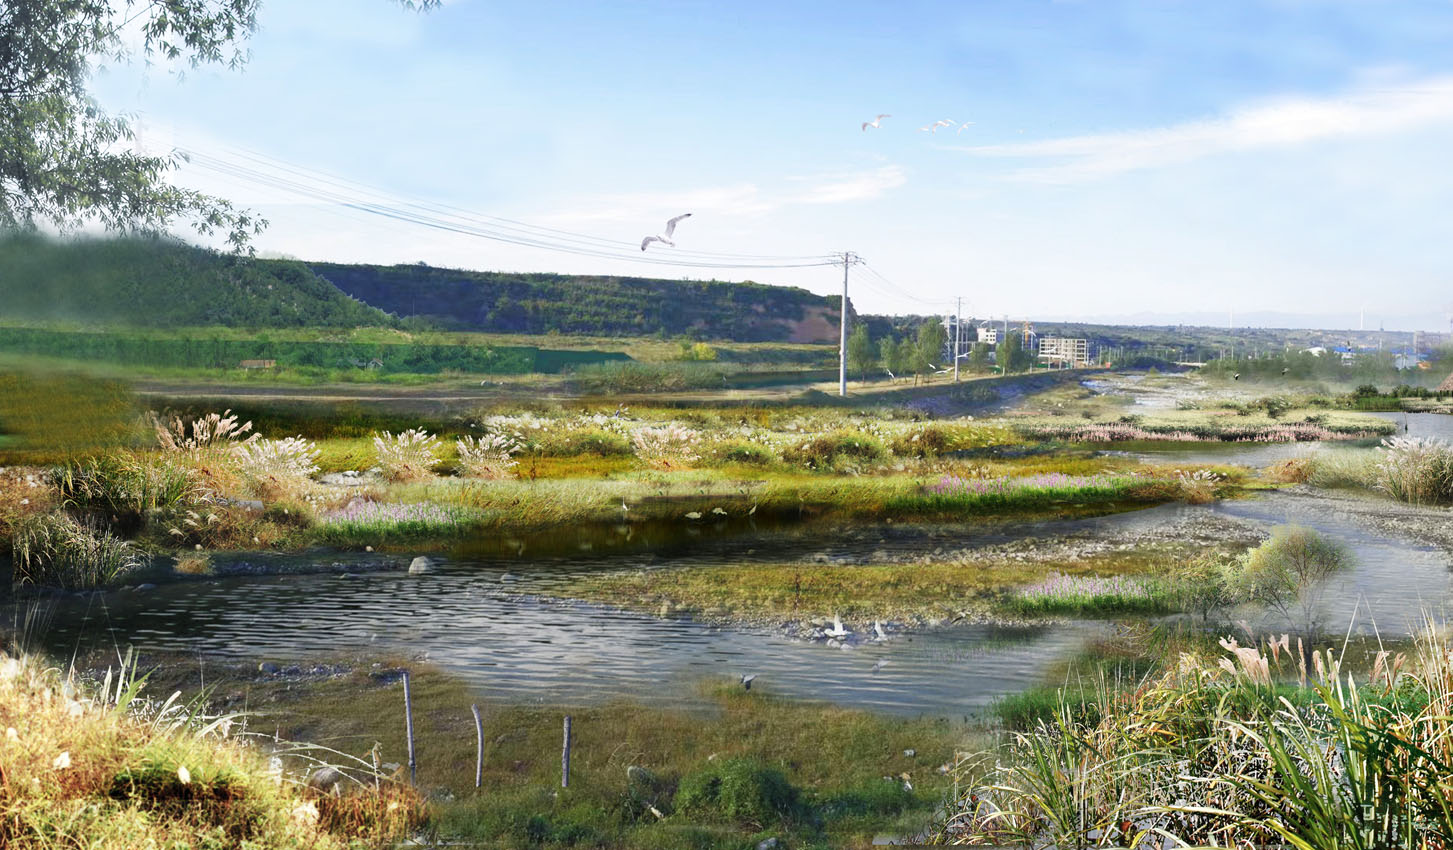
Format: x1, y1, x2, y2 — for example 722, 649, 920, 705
641, 213, 692, 251
861, 114, 891, 131
956, 121, 975, 134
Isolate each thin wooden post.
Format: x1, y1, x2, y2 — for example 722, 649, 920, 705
561, 715, 572, 789
402, 670, 416, 785
471, 703, 484, 789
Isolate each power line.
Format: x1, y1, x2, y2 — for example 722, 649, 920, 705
175, 142, 840, 270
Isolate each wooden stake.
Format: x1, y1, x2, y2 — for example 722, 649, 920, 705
471, 703, 484, 789
402, 670, 416, 785
561, 715, 572, 789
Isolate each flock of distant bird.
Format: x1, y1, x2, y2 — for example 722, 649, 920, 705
861, 114, 973, 134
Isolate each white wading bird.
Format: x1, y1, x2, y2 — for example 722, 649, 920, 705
825, 616, 849, 639
640, 212, 692, 251
740, 674, 757, 691
861, 114, 891, 131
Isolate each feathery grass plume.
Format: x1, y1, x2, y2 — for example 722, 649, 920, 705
12, 512, 147, 588
1374, 436, 1453, 505
454, 432, 521, 479
152, 409, 257, 456
371, 428, 440, 481
231, 436, 322, 500
931, 621, 1453, 847
631, 424, 702, 468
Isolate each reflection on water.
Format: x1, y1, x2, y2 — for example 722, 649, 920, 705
24, 573, 1106, 716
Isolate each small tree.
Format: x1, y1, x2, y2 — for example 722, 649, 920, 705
1230, 526, 1352, 637
997, 331, 1032, 374
967, 342, 991, 373
878, 336, 900, 378
847, 325, 876, 380
895, 338, 918, 381
914, 321, 948, 378
1170, 553, 1241, 623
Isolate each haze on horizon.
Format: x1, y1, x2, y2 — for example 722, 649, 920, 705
91, 0, 1453, 333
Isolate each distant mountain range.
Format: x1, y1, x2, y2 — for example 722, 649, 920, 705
1047, 310, 1451, 334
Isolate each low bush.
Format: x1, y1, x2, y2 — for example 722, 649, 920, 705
569, 362, 734, 393
539, 428, 633, 458
781, 431, 885, 470
714, 441, 776, 466
11, 511, 148, 588
889, 425, 953, 458
455, 433, 521, 479
675, 758, 800, 827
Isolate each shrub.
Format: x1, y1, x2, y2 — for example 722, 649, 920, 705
372, 429, 440, 481
12, 512, 148, 588
1229, 525, 1352, 636
455, 433, 521, 479
569, 362, 732, 393
715, 441, 776, 466
675, 758, 799, 827
1373, 436, 1453, 505
1169, 553, 1242, 622
1305, 449, 1378, 490
539, 428, 632, 458
782, 431, 885, 470
889, 426, 953, 458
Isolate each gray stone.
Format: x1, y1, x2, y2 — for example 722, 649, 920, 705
408, 556, 435, 575
756, 838, 780, 850
258, 661, 281, 674
903, 749, 916, 758
134, 583, 157, 592
307, 766, 346, 795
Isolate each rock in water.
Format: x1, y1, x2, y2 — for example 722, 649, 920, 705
408, 556, 435, 575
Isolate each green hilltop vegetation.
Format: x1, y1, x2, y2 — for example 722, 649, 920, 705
0, 234, 391, 328
307, 260, 844, 341
0, 235, 845, 345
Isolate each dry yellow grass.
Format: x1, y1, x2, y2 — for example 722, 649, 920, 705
0, 652, 424, 848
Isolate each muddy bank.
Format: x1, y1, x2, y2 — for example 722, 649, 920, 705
1273, 485, 1453, 554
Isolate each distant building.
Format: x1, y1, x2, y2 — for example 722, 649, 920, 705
238, 359, 276, 369
977, 325, 999, 345
1038, 337, 1090, 367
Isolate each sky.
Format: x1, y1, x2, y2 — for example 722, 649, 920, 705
90, 0, 1453, 331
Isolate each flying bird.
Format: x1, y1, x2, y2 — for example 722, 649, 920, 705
930, 119, 955, 133
956, 121, 975, 134
740, 674, 756, 691
640, 212, 692, 251
861, 114, 891, 131
825, 616, 849, 639
1233, 373, 1241, 381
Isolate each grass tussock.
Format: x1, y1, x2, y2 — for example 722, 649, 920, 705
0, 652, 425, 849
11, 512, 147, 588
931, 618, 1453, 847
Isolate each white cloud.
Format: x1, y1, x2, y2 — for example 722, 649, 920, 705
957, 76, 1453, 182
543, 165, 907, 225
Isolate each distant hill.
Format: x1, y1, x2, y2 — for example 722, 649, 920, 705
306, 261, 845, 343
0, 235, 392, 328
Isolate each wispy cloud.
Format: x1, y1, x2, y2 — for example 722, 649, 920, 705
957, 77, 1453, 182
544, 165, 907, 224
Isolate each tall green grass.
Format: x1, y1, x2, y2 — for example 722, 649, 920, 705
930, 620, 1453, 847
11, 512, 148, 588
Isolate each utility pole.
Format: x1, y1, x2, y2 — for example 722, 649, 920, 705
836, 252, 860, 397
953, 296, 962, 383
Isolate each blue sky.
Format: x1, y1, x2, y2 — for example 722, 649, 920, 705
94, 0, 1453, 330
